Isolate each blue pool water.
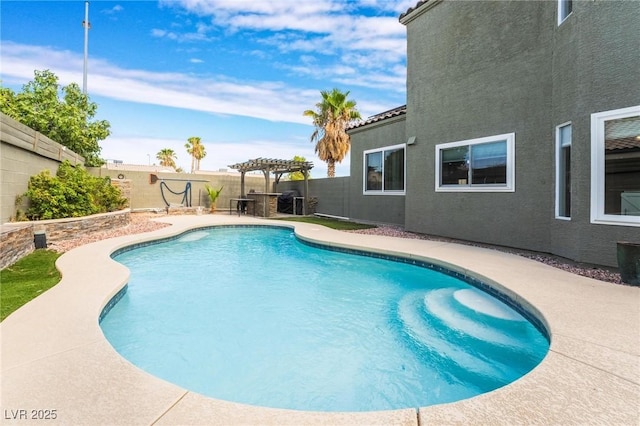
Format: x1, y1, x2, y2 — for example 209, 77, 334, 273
100, 226, 549, 412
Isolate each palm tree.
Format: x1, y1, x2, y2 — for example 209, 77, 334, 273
303, 88, 361, 177
156, 148, 177, 169
185, 136, 206, 173
194, 143, 206, 171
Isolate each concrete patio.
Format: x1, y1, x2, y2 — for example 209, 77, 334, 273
1, 214, 638, 425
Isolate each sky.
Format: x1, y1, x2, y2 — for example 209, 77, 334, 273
1, 0, 412, 177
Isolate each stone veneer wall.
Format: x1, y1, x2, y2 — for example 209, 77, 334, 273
0, 225, 35, 270
0, 210, 131, 269
247, 193, 279, 217
32, 210, 131, 242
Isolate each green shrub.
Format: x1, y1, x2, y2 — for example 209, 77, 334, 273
23, 161, 127, 220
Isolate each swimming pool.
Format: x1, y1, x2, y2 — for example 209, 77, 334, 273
100, 226, 549, 412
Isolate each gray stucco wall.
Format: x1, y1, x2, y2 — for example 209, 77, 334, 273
404, 1, 554, 252
348, 116, 406, 226
280, 116, 407, 225
278, 177, 351, 219
548, 1, 640, 265
402, 0, 640, 266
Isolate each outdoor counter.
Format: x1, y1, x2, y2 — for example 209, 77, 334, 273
246, 192, 281, 217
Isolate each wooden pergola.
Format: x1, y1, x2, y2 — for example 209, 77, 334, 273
228, 158, 314, 215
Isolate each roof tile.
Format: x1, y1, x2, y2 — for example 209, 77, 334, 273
348, 105, 407, 130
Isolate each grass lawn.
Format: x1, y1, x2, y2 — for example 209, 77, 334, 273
273, 216, 377, 231
0, 250, 61, 321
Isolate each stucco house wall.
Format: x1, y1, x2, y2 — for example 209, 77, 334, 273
347, 114, 406, 226
403, 0, 554, 253
278, 112, 406, 226
397, 0, 639, 266
547, 1, 640, 265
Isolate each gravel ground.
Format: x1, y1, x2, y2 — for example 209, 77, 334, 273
47, 213, 171, 253
347, 226, 622, 284
49, 213, 622, 284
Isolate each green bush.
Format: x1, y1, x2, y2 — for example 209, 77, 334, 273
23, 161, 127, 220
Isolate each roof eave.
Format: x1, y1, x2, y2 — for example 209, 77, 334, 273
347, 114, 407, 134
399, 0, 443, 25
347, 108, 407, 133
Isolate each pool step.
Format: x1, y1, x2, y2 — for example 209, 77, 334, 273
396, 288, 543, 389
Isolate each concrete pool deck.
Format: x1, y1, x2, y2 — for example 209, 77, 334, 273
1, 214, 638, 425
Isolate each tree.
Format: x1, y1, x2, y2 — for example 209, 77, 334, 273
185, 136, 206, 173
156, 148, 177, 169
288, 155, 310, 181
0, 69, 110, 166
194, 144, 206, 171
303, 88, 361, 177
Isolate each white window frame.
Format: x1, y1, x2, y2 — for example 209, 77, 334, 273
590, 105, 640, 227
557, 0, 573, 25
555, 121, 572, 220
363, 143, 406, 195
435, 133, 516, 193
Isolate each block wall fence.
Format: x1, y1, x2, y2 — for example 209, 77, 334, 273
1, 113, 85, 225
0, 114, 345, 268
88, 167, 265, 212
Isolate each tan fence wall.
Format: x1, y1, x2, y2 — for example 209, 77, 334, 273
1, 113, 84, 224
88, 167, 266, 212
0, 111, 267, 221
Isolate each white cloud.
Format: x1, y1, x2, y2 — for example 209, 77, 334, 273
151, 28, 212, 43
160, 0, 343, 22
102, 5, 124, 15
151, 28, 176, 39
158, 0, 407, 89
1, 0, 408, 181
0, 42, 321, 125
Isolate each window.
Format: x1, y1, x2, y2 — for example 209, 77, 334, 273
558, 0, 573, 25
591, 106, 640, 226
556, 123, 572, 219
364, 144, 405, 194
435, 133, 515, 192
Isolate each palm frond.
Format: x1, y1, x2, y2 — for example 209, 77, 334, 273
303, 88, 361, 175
